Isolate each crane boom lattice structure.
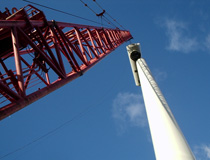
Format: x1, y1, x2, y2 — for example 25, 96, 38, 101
0, 5, 132, 120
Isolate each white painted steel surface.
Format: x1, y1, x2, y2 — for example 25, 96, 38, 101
126, 43, 141, 86
136, 58, 195, 160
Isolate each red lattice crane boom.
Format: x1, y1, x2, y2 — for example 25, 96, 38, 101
0, 5, 132, 120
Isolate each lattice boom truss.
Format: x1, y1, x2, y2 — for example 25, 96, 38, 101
0, 5, 132, 120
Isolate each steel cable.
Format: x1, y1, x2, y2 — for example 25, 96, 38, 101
22, 0, 108, 27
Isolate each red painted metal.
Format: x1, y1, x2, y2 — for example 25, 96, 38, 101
0, 5, 132, 120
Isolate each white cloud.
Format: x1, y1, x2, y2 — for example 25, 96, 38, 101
153, 69, 167, 82
194, 144, 210, 160
112, 92, 146, 133
204, 34, 210, 50
164, 19, 198, 53
203, 145, 210, 159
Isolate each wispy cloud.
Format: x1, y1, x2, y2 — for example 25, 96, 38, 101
204, 34, 210, 50
153, 69, 167, 82
112, 92, 146, 133
164, 19, 198, 53
194, 144, 210, 160
203, 145, 210, 158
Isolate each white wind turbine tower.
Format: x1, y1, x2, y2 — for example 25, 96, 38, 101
126, 43, 196, 160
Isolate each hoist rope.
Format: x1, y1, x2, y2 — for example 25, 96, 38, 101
93, 0, 126, 30
22, 0, 109, 27
79, 0, 117, 28
0, 55, 129, 160
80, 0, 97, 15
102, 15, 118, 28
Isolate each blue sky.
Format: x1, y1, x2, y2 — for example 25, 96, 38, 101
1, 0, 210, 159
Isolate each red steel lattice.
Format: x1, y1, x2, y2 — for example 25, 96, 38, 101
0, 5, 132, 120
